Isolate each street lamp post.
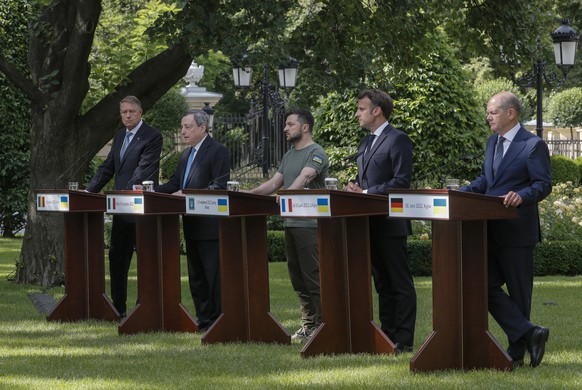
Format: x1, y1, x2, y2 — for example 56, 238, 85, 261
232, 58, 299, 177
511, 19, 579, 139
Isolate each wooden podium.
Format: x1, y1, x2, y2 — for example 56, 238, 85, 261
35, 190, 118, 322
105, 191, 197, 335
278, 189, 395, 357
183, 190, 290, 345
386, 189, 518, 371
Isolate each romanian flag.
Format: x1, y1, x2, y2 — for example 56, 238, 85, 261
218, 198, 228, 213
390, 198, 403, 213
108, 197, 116, 210
281, 198, 293, 213
317, 198, 329, 213
433, 198, 447, 214
38, 196, 45, 208
60, 196, 68, 209
133, 197, 143, 211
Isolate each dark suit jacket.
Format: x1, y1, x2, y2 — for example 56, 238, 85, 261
156, 135, 229, 241
86, 122, 163, 192
461, 126, 552, 247
356, 123, 413, 237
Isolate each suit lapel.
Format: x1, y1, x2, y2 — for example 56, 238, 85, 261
492, 127, 528, 184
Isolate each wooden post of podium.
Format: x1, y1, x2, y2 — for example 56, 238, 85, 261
386, 189, 518, 371
105, 191, 197, 335
183, 190, 290, 345
35, 190, 118, 322
278, 189, 395, 357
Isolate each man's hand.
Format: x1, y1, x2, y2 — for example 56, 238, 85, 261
346, 182, 363, 193
501, 191, 522, 208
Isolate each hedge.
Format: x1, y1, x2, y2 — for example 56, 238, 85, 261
105, 223, 582, 276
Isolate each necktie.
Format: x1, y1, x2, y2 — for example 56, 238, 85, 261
365, 134, 376, 155
492, 136, 505, 177
120, 131, 133, 160
182, 147, 197, 188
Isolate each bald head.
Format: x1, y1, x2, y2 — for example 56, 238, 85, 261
486, 91, 522, 135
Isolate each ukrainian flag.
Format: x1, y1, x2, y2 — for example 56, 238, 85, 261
218, 198, 228, 213
433, 198, 447, 214
317, 198, 329, 213
133, 197, 143, 211
60, 196, 68, 209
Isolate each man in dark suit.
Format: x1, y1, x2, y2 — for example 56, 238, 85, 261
461, 91, 552, 367
346, 89, 416, 354
86, 95, 163, 317
156, 109, 229, 332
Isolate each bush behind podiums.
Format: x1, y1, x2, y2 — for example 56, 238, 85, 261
104, 223, 582, 276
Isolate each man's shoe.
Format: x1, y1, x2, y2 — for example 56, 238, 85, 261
395, 343, 413, 355
512, 358, 524, 368
525, 326, 550, 368
291, 327, 309, 343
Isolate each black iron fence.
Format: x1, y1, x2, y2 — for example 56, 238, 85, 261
212, 108, 289, 186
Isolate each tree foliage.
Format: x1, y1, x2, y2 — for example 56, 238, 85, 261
547, 87, 582, 130
0, 0, 32, 237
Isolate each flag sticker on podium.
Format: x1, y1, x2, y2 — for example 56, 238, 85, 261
317, 198, 329, 212
133, 197, 143, 211
217, 198, 228, 213
108, 197, 116, 210
38, 196, 45, 208
60, 196, 68, 209
433, 198, 447, 214
281, 198, 293, 213
390, 198, 404, 213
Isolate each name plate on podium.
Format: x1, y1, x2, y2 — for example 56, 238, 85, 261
106, 194, 144, 214
185, 193, 230, 216
388, 193, 449, 219
37, 193, 70, 212
279, 194, 331, 217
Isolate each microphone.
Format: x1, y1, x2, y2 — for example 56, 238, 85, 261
207, 146, 263, 189
412, 150, 484, 189
127, 149, 176, 188
52, 151, 91, 188
344, 149, 364, 162
207, 157, 261, 189
438, 151, 484, 188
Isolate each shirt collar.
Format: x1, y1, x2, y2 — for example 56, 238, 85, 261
372, 121, 389, 137
500, 123, 520, 143
126, 120, 144, 135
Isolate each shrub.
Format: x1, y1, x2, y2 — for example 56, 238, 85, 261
267, 230, 286, 262
550, 155, 579, 185
575, 156, 582, 184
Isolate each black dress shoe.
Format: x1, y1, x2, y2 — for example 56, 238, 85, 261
395, 343, 413, 355
525, 326, 550, 367
512, 358, 524, 368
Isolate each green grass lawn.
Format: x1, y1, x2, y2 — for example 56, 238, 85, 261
1, 237, 581, 389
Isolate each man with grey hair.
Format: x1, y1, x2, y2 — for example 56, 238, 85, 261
461, 91, 552, 368
156, 109, 229, 332
87, 95, 163, 318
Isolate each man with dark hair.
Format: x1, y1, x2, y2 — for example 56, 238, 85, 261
250, 107, 329, 343
86, 95, 163, 317
155, 109, 229, 332
461, 91, 552, 367
346, 89, 417, 354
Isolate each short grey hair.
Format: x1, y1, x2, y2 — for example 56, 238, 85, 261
184, 109, 209, 131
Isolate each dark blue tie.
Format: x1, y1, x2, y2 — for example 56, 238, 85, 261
492, 136, 505, 177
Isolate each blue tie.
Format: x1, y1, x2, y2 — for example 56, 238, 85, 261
182, 147, 197, 188
120, 131, 133, 160
492, 136, 505, 177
